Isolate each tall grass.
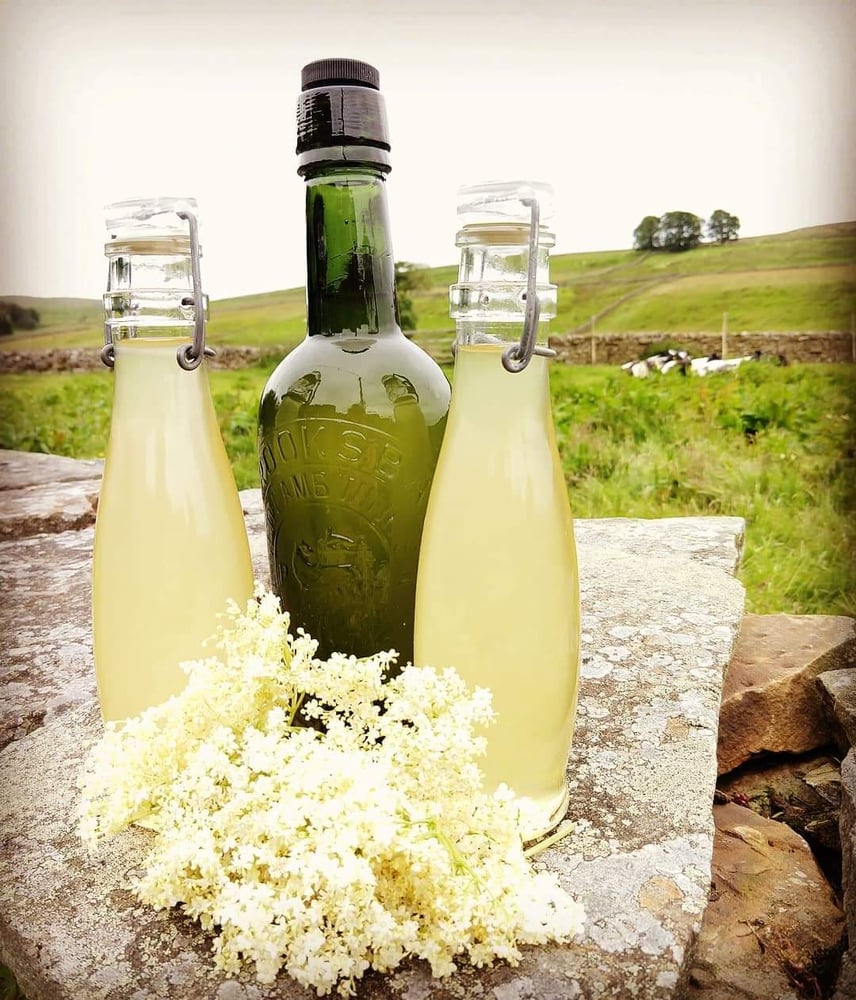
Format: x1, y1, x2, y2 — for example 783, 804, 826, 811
548, 363, 855, 615
1, 361, 852, 616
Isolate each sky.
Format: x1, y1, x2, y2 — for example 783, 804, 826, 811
1, 0, 855, 302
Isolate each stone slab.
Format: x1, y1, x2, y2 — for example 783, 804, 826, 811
0, 487, 737, 763
0, 527, 97, 749
574, 515, 745, 577
0, 450, 102, 543
0, 478, 101, 539
717, 613, 856, 774
0, 449, 104, 490
818, 668, 856, 752
0, 491, 268, 754
687, 803, 845, 999
0, 460, 746, 999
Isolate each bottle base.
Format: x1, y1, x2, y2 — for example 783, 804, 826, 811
518, 782, 571, 846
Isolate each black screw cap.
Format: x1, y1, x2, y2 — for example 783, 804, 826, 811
301, 58, 380, 91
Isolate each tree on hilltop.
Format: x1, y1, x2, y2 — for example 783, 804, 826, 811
706, 209, 740, 244
657, 211, 702, 252
633, 216, 660, 251
0, 301, 40, 336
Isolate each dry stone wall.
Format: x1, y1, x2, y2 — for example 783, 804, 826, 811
0, 346, 266, 373
1, 331, 854, 374
549, 330, 855, 365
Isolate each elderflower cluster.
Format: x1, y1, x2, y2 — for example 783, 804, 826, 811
78, 587, 585, 996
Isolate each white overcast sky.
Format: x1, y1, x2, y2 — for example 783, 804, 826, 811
1, 0, 855, 300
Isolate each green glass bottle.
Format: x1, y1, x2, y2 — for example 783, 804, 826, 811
259, 58, 451, 664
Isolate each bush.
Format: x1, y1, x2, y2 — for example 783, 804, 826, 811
0, 301, 40, 333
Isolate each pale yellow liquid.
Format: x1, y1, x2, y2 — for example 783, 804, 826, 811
92, 338, 254, 721
414, 344, 580, 839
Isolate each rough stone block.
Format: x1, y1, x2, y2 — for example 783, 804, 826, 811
840, 751, 856, 950
718, 751, 842, 859
818, 668, 856, 753
688, 803, 845, 999
717, 614, 856, 774
834, 951, 856, 1000
834, 751, 856, 1000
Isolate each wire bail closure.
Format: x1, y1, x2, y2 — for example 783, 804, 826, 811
176, 208, 214, 371
101, 206, 214, 371
501, 195, 556, 374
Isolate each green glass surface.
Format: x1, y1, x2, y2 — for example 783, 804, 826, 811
259, 166, 450, 663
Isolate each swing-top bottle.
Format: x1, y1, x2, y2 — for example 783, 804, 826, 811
93, 197, 254, 721
414, 181, 581, 840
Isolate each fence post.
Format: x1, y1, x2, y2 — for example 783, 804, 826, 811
721, 312, 728, 359
851, 312, 855, 362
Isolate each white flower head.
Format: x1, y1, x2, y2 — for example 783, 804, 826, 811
78, 587, 584, 995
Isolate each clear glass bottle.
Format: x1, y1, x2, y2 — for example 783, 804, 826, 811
92, 197, 254, 722
414, 181, 580, 840
258, 59, 451, 664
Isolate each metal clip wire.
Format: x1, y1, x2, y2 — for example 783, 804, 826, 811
176, 209, 214, 371
101, 338, 115, 368
501, 195, 556, 374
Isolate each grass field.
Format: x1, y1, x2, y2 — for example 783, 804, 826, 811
3, 222, 855, 351
601, 268, 856, 333
1, 361, 853, 617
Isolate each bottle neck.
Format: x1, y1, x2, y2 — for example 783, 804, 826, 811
104, 237, 205, 344
304, 164, 399, 338
448, 342, 552, 435
450, 222, 556, 348
112, 338, 211, 411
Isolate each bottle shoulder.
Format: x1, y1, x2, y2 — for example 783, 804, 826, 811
261, 334, 451, 423
265, 331, 448, 372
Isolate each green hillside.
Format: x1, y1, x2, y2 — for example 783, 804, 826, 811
3, 222, 855, 352
1, 297, 102, 345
